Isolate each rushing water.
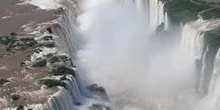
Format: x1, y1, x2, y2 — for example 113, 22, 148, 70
75, 0, 220, 110
26, 0, 220, 110
77, 1, 196, 110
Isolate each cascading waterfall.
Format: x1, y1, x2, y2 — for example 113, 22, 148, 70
179, 19, 220, 108
48, 87, 75, 110
149, 0, 166, 31
27, 0, 220, 109
209, 48, 220, 105
179, 22, 204, 59
52, 11, 79, 60
121, 0, 167, 31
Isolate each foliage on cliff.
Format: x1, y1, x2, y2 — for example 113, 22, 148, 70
163, 0, 220, 22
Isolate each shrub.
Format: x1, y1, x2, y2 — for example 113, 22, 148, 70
16, 105, 24, 110
60, 55, 70, 62
0, 36, 17, 45
20, 38, 37, 47
49, 66, 75, 76
35, 48, 43, 53
43, 36, 53, 40
54, 7, 64, 15
32, 59, 47, 67
10, 32, 18, 36
42, 42, 55, 48
50, 56, 59, 64
164, 0, 211, 22
39, 79, 65, 87
11, 94, 20, 101
0, 78, 9, 87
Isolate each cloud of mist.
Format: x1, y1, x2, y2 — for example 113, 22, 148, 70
76, 0, 209, 110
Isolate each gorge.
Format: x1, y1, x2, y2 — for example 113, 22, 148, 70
1, 0, 220, 110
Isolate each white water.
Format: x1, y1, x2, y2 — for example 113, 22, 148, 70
26, 0, 220, 110
77, 1, 197, 110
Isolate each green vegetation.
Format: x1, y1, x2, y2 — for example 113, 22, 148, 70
43, 35, 53, 41
41, 42, 55, 48
10, 32, 18, 36
48, 66, 75, 76
0, 36, 17, 45
200, 8, 220, 20
0, 78, 9, 87
16, 105, 24, 110
50, 56, 59, 64
0, 35, 38, 51
32, 59, 47, 67
20, 38, 38, 47
203, 29, 220, 48
39, 79, 66, 87
54, 7, 64, 15
163, 0, 220, 22
34, 48, 43, 53
59, 55, 75, 67
87, 84, 109, 101
164, 0, 210, 22
60, 55, 71, 62
11, 94, 20, 101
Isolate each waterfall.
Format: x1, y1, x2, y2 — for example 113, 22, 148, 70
64, 76, 82, 103
179, 22, 204, 59
23, 0, 220, 109
164, 12, 169, 30
48, 87, 75, 110
52, 11, 79, 60
149, 0, 166, 31
209, 48, 220, 105
120, 0, 167, 31
199, 46, 210, 93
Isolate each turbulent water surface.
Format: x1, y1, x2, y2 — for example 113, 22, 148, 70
76, 0, 217, 110
27, 0, 220, 110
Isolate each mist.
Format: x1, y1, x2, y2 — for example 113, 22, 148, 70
76, 0, 209, 110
